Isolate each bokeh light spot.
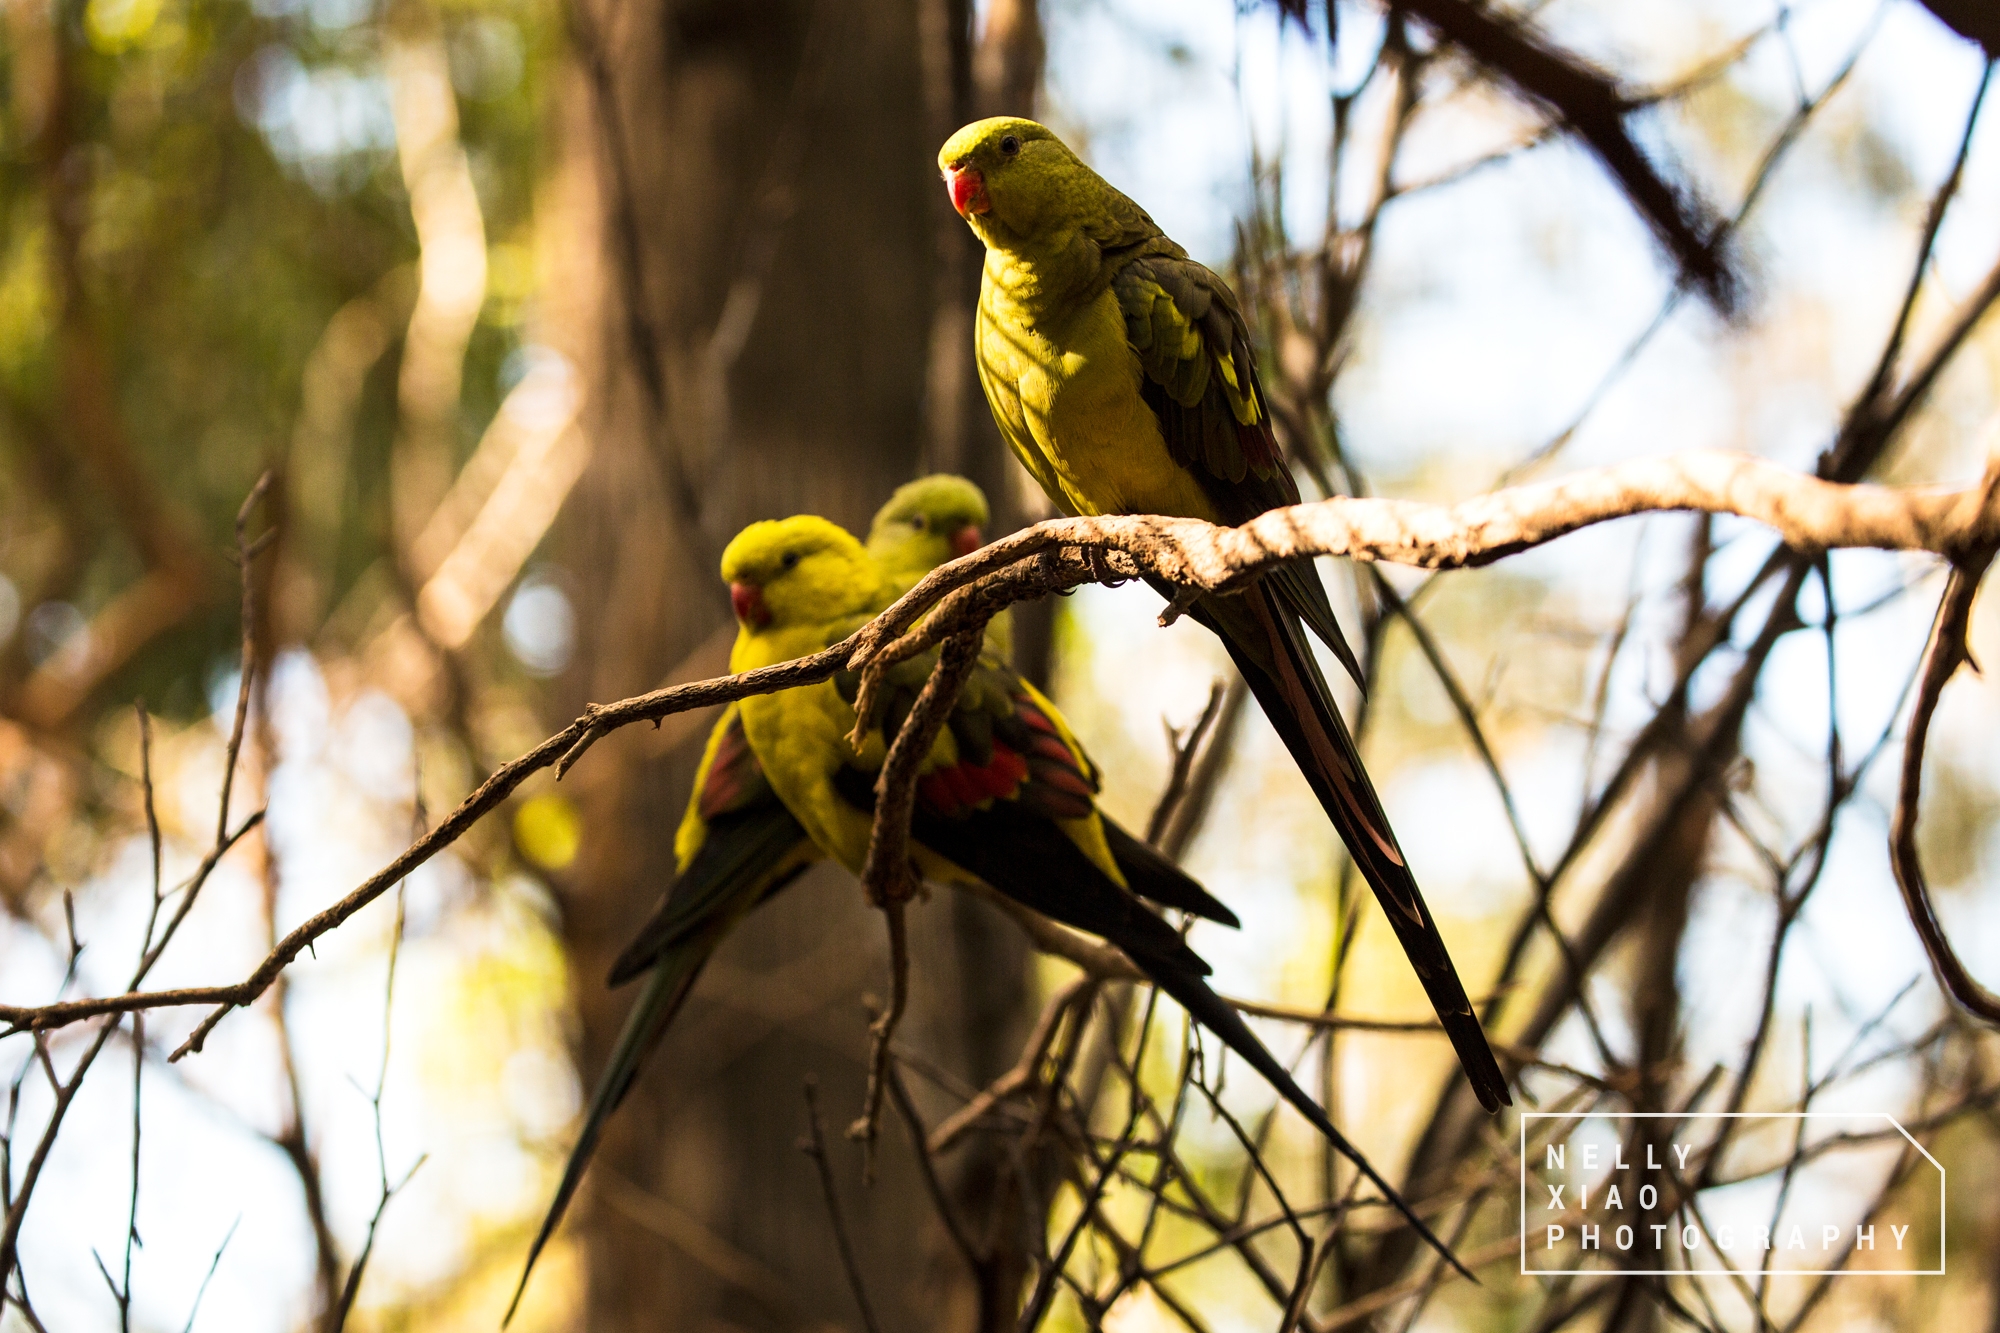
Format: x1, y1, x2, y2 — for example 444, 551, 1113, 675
513, 792, 580, 871
85, 0, 163, 52
503, 573, 575, 676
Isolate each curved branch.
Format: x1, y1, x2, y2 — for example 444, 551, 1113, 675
155, 642, 865, 1058
853, 449, 2000, 665
1890, 555, 2000, 1022
8, 449, 2000, 1051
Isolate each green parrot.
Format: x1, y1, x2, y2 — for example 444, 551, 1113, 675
505, 477, 996, 1323
866, 472, 1013, 660
937, 117, 1510, 1116
867, 472, 991, 590
721, 514, 1467, 1274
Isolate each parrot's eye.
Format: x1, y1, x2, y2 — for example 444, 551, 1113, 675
999, 134, 1021, 157
909, 515, 927, 531
780, 551, 801, 570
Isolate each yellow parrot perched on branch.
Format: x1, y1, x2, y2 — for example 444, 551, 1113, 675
937, 116, 1510, 1116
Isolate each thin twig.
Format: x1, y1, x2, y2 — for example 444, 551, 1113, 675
930, 976, 1096, 1154
0, 482, 277, 1279
1156, 676, 1248, 863
214, 472, 273, 849
799, 1079, 883, 1333
325, 1157, 425, 1332
887, 1061, 984, 1279
119, 1012, 140, 1333
325, 787, 422, 1333
178, 1216, 240, 1333
1145, 681, 1227, 847
1017, 986, 1170, 1330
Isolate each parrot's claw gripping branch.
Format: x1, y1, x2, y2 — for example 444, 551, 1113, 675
16, 449, 2000, 1063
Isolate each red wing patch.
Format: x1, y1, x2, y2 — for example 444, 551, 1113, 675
918, 742, 1030, 817
1009, 692, 1098, 821
697, 714, 770, 821
909, 678, 1103, 822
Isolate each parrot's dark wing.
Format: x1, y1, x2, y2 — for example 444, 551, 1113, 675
836, 647, 1241, 926
609, 710, 808, 985
508, 711, 816, 1326
1099, 817, 1239, 927
1112, 251, 1511, 1117
1110, 249, 1361, 689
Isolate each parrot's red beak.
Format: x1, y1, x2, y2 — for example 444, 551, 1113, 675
729, 581, 770, 628
944, 164, 989, 217
950, 524, 983, 557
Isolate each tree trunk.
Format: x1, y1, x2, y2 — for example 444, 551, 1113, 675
541, 0, 1040, 1326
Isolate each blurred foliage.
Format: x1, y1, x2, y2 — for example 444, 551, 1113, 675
0, 0, 556, 716
0, 0, 582, 1323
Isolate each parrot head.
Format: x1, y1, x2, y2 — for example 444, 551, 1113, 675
866, 474, 990, 578
937, 117, 1089, 245
720, 516, 888, 631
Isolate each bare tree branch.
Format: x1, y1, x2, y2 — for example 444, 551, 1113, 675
799, 1079, 884, 1333
7, 449, 2000, 1057
1891, 555, 2000, 1022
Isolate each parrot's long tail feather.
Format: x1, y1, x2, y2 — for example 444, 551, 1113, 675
505, 951, 708, 1326
911, 799, 1477, 1281
1101, 817, 1240, 926
511, 814, 811, 1324
1192, 583, 1512, 1115
608, 817, 812, 986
